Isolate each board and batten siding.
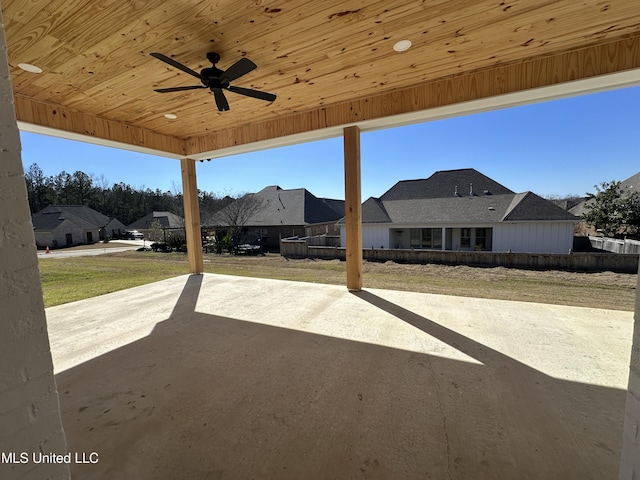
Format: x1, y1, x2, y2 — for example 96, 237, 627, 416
343, 224, 391, 250
493, 222, 574, 254
343, 222, 574, 254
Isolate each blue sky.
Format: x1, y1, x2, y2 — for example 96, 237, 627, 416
20, 85, 639, 201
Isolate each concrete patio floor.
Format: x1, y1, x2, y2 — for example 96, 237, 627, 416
45, 273, 634, 479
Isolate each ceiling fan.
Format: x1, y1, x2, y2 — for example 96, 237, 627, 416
150, 52, 276, 112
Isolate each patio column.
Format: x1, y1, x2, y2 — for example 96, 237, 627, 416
343, 126, 363, 291
180, 158, 204, 274
0, 13, 70, 479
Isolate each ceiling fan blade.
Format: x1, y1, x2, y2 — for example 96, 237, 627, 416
228, 85, 277, 102
150, 52, 204, 81
154, 85, 207, 93
212, 88, 230, 111
222, 58, 257, 82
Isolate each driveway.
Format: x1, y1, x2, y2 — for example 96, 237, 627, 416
37, 240, 145, 258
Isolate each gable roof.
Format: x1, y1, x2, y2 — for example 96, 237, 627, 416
381, 168, 514, 201
344, 169, 576, 225
210, 186, 345, 227
361, 198, 392, 223
32, 205, 110, 231
127, 211, 184, 229
502, 192, 577, 221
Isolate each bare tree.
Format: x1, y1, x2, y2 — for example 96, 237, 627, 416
170, 179, 185, 224
212, 192, 265, 233
199, 191, 233, 226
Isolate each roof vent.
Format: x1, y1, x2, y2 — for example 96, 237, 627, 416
484, 189, 491, 195
488, 206, 495, 211
469, 183, 474, 196
454, 185, 459, 196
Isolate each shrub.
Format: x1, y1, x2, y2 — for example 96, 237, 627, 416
150, 242, 170, 252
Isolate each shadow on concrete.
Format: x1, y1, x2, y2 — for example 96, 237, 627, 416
56, 276, 626, 480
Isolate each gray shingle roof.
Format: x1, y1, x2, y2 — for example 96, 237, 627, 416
380, 195, 515, 224
211, 186, 344, 227
381, 168, 514, 200
503, 192, 576, 221
32, 205, 110, 231
621, 171, 640, 191
127, 211, 184, 229
346, 169, 577, 225
569, 170, 640, 219
361, 197, 392, 223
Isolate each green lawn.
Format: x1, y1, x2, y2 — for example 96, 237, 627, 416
39, 253, 190, 307
38, 250, 637, 311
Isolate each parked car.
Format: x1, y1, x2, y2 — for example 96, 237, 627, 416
124, 230, 144, 240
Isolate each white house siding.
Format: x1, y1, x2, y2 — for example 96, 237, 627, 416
344, 222, 574, 254
343, 224, 391, 249
493, 222, 574, 254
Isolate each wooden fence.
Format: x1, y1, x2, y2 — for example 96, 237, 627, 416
280, 238, 639, 273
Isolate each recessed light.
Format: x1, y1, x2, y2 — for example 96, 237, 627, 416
17, 63, 42, 73
164, 113, 177, 120
393, 40, 412, 52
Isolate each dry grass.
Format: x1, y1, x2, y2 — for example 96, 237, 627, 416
39, 251, 637, 311
204, 254, 637, 311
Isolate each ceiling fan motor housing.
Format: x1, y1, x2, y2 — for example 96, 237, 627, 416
200, 67, 228, 88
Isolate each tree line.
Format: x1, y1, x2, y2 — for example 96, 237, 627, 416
25, 162, 639, 239
23, 163, 231, 226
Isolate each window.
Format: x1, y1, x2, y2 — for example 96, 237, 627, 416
409, 228, 442, 249
432, 228, 442, 249
475, 228, 486, 250
421, 228, 431, 248
474, 228, 492, 251
460, 228, 471, 249
410, 229, 421, 248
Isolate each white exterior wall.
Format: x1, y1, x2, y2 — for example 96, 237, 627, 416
362, 225, 391, 249
345, 222, 575, 254
341, 224, 391, 249
493, 222, 574, 254
0, 13, 70, 480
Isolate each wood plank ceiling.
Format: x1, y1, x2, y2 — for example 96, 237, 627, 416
3, 0, 640, 158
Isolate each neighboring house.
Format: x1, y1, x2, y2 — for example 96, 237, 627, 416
104, 217, 128, 239
127, 211, 185, 241
127, 211, 184, 229
339, 168, 577, 254
31, 205, 126, 248
569, 170, 640, 236
208, 186, 345, 250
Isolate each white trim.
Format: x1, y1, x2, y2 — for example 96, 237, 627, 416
17, 122, 185, 160
17, 68, 640, 161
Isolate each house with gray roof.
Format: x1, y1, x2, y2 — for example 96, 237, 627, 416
209, 186, 345, 250
569, 170, 640, 236
127, 211, 185, 230
31, 205, 126, 248
126, 211, 185, 242
340, 168, 577, 254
